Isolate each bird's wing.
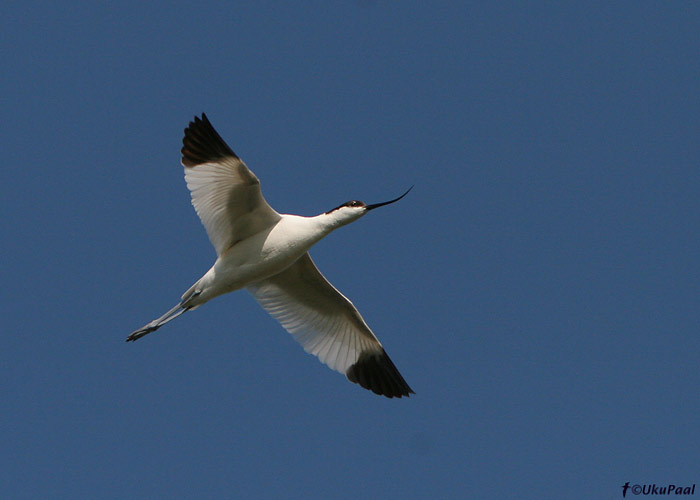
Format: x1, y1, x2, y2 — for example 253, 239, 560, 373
247, 253, 413, 398
181, 114, 281, 256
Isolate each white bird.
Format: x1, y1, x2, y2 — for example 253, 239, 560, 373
128, 114, 414, 398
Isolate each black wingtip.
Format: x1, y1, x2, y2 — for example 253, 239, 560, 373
346, 349, 414, 398
181, 113, 238, 167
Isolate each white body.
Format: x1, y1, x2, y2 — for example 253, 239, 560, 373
188, 214, 340, 305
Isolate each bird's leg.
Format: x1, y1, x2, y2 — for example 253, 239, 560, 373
126, 303, 191, 342
127, 287, 203, 342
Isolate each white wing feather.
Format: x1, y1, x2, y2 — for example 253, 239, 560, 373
184, 158, 279, 255
246, 253, 383, 374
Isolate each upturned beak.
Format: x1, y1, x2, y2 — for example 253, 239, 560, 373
366, 186, 414, 211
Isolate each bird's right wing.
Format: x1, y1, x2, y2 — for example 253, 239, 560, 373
247, 253, 413, 398
181, 114, 281, 256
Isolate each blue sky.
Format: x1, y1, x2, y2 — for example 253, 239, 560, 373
2, 2, 699, 498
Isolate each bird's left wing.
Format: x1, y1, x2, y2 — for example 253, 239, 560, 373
181, 114, 281, 255
247, 253, 413, 398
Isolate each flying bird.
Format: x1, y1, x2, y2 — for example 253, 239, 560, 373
128, 113, 414, 398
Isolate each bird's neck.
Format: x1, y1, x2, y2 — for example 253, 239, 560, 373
273, 212, 356, 257
313, 210, 359, 231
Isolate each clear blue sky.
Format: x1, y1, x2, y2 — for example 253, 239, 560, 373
3, 2, 699, 498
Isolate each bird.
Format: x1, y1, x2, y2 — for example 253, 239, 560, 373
127, 113, 414, 398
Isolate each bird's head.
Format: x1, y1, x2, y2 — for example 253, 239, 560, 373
323, 186, 413, 228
